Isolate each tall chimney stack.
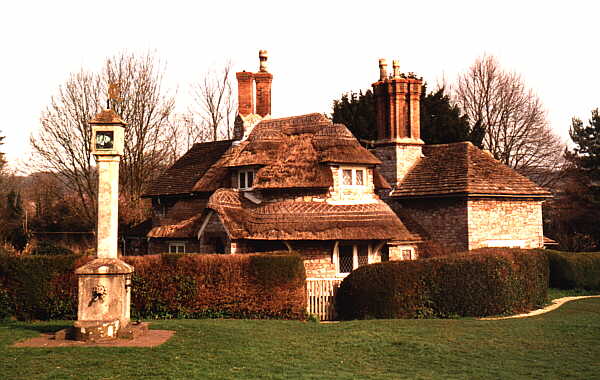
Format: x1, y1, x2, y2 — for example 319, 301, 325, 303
254, 50, 272, 117
372, 58, 424, 189
236, 71, 254, 116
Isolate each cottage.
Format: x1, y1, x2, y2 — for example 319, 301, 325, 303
140, 51, 550, 279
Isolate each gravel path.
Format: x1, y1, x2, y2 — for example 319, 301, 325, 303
480, 295, 600, 320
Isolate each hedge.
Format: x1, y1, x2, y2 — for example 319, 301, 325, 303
336, 248, 548, 320
0, 252, 306, 321
544, 250, 600, 290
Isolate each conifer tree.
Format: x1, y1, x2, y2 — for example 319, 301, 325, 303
568, 108, 600, 191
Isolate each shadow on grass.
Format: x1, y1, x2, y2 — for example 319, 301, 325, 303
1, 320, 72, 334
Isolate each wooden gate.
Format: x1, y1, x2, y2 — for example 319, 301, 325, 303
306, 278, 342, 321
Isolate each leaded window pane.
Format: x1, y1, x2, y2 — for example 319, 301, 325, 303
355, 170, 364, 186
343, 169, 352, 185
339, 245, 353, 273
358, 244, 369, 266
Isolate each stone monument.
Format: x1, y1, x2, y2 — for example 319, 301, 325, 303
72, 89, 134, 341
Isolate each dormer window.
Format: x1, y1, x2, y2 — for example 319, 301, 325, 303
238, 170, 254, 190
341, 167, 366, 187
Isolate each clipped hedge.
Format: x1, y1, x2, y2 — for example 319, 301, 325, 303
0, 253, 306, 321
0, 254, 82, 320
336, 248, 548, 320
545, 250, 600, 290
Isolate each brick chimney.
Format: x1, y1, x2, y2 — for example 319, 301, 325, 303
234, 50, 272, 140
254, 50, 272, 117
236, 71, 254, 117
372, 59, 424, 189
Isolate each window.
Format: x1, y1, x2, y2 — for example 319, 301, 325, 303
335, 243, 371, 274
168, 242, 186, 254
340, 167, 366, 187
238, 170, 254, 190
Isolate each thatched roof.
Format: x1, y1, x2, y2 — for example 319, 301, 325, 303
144, 140, 234, 197
391, 142, 552, 198
147, 214, 204, 238
206, 189, 419, 242
221, 113, 381, 190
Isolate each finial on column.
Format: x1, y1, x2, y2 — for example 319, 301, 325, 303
378, 59, 388, 81
259, 50, 268, 72
392, 60, 400, 78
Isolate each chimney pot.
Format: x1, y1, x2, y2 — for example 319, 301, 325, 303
378, 59, 388, 81
259, 50, 268, 72
392, 60, 400, 78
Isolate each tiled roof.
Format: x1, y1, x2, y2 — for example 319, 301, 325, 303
206, 189, 419, 242
144, 140, 234, 197
391, 142, 551, 198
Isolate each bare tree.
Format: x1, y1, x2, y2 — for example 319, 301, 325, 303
191, 62, 236, 141
454, 55, 565, 186
105, 53, 176, 206
30, 51, 176, 227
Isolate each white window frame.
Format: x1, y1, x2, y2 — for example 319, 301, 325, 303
238, 169, 255, 190
168, 241, 186, 254
332, 241, 372, 276
339, 166, 367, 188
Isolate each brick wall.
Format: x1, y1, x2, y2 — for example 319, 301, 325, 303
467, 198, 544, 249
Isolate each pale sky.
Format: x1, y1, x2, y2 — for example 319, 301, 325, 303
1, 0, 599, 172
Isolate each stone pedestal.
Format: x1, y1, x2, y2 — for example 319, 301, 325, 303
73, 258, 134, 341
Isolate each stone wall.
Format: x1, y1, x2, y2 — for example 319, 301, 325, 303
467, 198, 544, 249
373, 143, 422, 187
148, 239, 202, 254
395, 197, 469, 253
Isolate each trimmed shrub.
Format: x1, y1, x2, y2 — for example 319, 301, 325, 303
30, 241, 75, 256
545, 250, 600, 290
0, 252, 306, 320
124, 253, 306, 319
336, 248, 548, 319
0, 254, 81, 320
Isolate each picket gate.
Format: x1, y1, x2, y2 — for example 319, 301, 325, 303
306, 278, 342, 321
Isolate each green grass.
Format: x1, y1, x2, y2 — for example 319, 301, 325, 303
2, 298, 600, 380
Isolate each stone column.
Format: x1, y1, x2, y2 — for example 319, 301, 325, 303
73, 109, 134, 342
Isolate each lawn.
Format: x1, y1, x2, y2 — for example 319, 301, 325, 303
1, 298, 600, 380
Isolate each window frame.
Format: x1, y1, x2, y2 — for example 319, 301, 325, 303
333, 241, 372, 275
168, 241, 186, 254
238, 169, 255, 190
339, 166, 367, 188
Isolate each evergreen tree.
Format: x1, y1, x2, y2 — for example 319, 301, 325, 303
331, 90, 377, 142
331, 87, 480, 146
2, 190, 28, 251
568, 108, 600, 191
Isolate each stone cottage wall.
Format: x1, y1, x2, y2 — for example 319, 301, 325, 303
467, 198, 544, 249
395, 197, 469, 253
